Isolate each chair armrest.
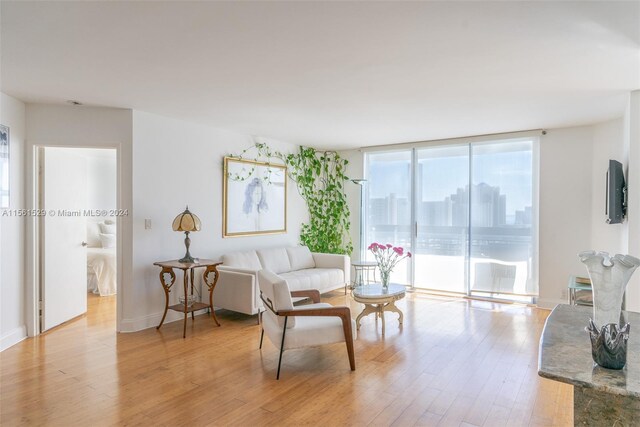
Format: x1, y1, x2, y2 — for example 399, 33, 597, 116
218, 269, 254, 283
290, 289, 321, 303
311, 253, 350, 284
279, 305, 356, 369
279, 305, 350, 318
312, 252, 349, 269
214, 270, 259, 315
217, 266, 260, 276
279, 306, 354, 344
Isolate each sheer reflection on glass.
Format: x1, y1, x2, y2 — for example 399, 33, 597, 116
469, 141, 535, 299
415, 145, 469, 293
363, 138, 536, 302
364, 151, 412, 285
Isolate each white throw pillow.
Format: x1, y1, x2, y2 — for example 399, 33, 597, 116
99, 222, 116, 234
99, 233, 116, 249
86, 221, 102, 248
286, 246, 316, 271
257, 248, 292, 274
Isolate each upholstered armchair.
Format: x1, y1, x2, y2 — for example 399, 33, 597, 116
257, 270, 356, 379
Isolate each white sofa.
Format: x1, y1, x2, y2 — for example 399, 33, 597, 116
213, 246, 350, 316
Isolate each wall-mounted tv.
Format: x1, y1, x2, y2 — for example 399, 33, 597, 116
606, 159, 626, 224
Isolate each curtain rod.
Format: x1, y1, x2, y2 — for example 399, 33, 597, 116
359, 128, 546, 151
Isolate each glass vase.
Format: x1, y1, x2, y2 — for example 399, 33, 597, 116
379, 268, 390, 290
579, 250, 640, 369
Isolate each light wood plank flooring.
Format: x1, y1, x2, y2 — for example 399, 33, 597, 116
0, 291, 572, 426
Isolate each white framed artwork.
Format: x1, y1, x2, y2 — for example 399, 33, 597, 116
223, 157, 287, 237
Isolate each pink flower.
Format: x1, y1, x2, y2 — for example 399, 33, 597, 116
407, 251, 412, 258
386, 243, 393, 248
393, 247, 404, 256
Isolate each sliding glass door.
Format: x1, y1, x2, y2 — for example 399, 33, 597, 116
414, 145, 469, 293
364, 151, 412, 284
363, 137, 537, 301
469, 141, 536, 299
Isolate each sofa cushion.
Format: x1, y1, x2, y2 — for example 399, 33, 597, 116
221, 250, 262, 270
286, 246, 316, 271
257, 248, 292, 274
279, 268, 344, 292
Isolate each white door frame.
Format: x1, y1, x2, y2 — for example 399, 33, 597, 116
26, 143, 123, 336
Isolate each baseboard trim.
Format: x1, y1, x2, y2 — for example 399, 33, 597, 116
537, 298, 565, 310
1, 325, 27, 351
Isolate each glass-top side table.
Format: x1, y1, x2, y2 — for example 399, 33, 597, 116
568, 276, 592, 306
352, 283, 406, 335
348, 261, 378, 294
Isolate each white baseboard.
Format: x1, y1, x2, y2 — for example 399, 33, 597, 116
536, 298, 565, 310
1, 325, 27, 351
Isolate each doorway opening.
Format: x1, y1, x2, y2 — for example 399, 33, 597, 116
37, 147, 118, 333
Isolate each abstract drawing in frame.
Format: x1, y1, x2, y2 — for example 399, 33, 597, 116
0, 125, 9, 208
223, 157, 287, 237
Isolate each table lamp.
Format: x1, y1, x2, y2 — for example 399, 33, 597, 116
172, 206, 201, 263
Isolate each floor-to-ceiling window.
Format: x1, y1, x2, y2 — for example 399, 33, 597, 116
364, 151, 412, 285
363, 136, 538, 302
414, 145, 469, 293
469, 140, 536, 300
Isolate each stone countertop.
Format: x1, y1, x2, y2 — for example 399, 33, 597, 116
538, 304, 640, 397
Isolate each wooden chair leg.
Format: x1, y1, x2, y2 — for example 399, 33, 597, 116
259, 328, 264, 349
340, 315, 356, 371
345, 334, 356, 371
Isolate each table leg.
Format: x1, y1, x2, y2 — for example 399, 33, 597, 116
190, 267, 195, 320
203, 265, 221, 327
157, 267, 176, 329
356, 304, 377, 330
387, 301, 404, 325
182, 269, 188, 338
380, 304, 385, 335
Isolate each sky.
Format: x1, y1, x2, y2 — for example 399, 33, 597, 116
367, 142, 533, 215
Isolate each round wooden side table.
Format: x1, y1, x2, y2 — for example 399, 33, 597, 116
352, 283, 405, 335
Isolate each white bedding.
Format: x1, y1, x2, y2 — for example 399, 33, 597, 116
87, 247, 117, 296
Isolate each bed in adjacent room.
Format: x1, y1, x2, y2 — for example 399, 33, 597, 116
87, 220, 117, 296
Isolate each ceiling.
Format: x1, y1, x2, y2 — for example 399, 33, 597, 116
2, 1, 639, 150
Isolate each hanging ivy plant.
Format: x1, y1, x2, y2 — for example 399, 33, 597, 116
230, 142, 353, 255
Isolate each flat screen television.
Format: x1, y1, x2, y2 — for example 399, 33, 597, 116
606, 159, 626, 224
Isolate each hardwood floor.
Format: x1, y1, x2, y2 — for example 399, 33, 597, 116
0, 291, 572, 426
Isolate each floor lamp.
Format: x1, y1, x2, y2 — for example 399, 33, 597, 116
351, 179, 366, 259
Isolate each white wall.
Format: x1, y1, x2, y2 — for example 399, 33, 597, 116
340, 149, 365, 260
127, 110, 307, 330
625, 90, 640, 311
25, 104, 133, 334
537, 126, 595, 308
0, 93, 27, 350
86, 151, 117, 211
